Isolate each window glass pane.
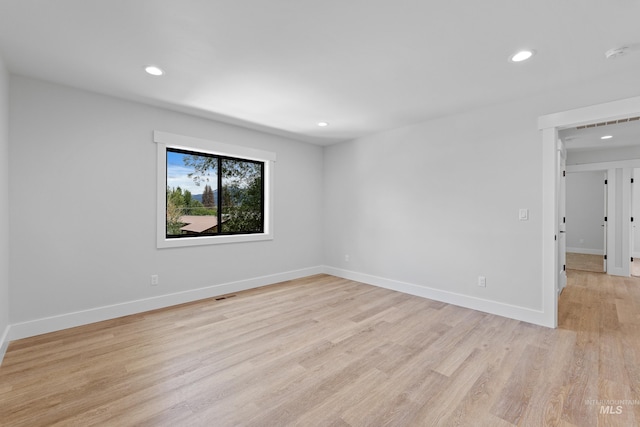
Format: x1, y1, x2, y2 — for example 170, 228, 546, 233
166, 150, 218, 237
221, 158, 263, 233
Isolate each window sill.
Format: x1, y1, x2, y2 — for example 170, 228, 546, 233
158, 232, 273, 249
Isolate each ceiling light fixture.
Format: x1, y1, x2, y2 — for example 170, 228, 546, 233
510, 50, 535, 63
601, 135, 613, 140
317, 121, 329, 127
144, 65, 164, 76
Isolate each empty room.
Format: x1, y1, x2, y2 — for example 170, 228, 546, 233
1, 1, 640, 426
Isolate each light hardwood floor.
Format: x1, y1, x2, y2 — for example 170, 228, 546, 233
566, 252, 605, 273
1, 272, 639, 426
566, 252, 640, 276
632, 260, 640, 277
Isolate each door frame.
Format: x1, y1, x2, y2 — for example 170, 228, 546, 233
557, 143, 567, 294
539, 95, 640, 328
604, 171, 608, 273
563, 169, 608, 274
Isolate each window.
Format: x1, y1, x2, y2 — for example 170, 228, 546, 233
166, 148, 264, 237
155, 131, 275, 248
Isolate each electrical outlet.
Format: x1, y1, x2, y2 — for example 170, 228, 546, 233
519, 208, 529, 221
151, 275, 159, 286
345, 254, 350, 262
478, 276, 486, 287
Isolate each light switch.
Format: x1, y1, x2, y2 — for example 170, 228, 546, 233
519, 208, 529, 221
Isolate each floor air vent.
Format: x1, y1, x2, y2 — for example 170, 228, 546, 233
215, 294, 237, 301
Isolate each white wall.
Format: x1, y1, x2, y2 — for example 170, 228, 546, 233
0, 54, 10, 356
567, 146, 640, 165
5, 64, 640, 340
565, 171, 605, 254
8, 76, 324, 337
323, 99, 543, 319
323, 67, 640, 325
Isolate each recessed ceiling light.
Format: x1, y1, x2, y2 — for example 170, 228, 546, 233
144, 65, 164, 76
510, 50, 535, 63
601, 135, 613, 140
317, 122, 329, 127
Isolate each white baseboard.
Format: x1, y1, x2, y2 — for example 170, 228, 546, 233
633, 251, 640, 259
0, 325, 9, 365
566, 247, 605, 255
8, 266, 324, 342
323, 266, 549, 327
4, 263, 553, 349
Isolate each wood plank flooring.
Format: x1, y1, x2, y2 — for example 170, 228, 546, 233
566, 252, 605, 273
632, 260, 640, 277
0, 272, 639, 426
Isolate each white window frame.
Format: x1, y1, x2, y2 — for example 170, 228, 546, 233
155, 131, 275, 248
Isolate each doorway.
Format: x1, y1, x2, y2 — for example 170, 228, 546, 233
540, 95, 640, 328
564, 171, 606, 273
632, 168, 640, 277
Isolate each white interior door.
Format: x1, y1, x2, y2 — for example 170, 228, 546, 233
558, 142, 567, 293
603, 173, 608, 273
629, 170, 636, 275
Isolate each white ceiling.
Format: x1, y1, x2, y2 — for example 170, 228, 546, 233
1, 0, 640, 145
